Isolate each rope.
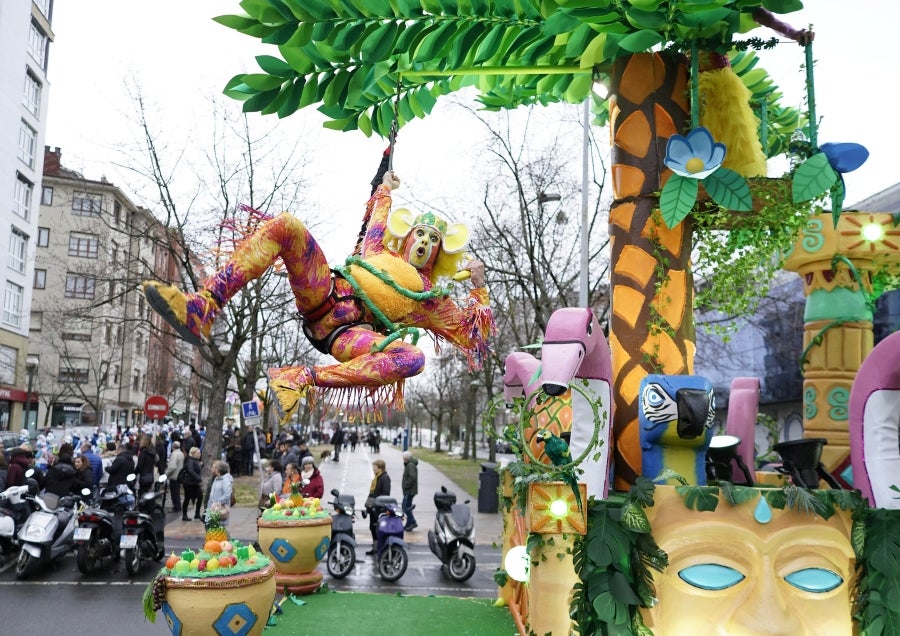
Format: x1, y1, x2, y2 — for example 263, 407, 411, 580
804, 31, 817, 148
388, 72, 402, 172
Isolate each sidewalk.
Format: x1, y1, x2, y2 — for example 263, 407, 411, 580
165, 442, 504, 549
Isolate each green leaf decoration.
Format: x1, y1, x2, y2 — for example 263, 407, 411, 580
617, 29, 664, 53
255, 55, 295, 78
659, 175, 698, 228
620, 501, 651, 533
867, 510, 900, 574
675, 485, 719, 512
792, 152, 839, 203
762, 487, 787, 510
586, 510, 632, 568
609, 570, 642, 606
830, 177, 846, 227
651, 468, 686, 486
628, 476, 656, 508
719, 481, 757, 506
701, 167, 752, 211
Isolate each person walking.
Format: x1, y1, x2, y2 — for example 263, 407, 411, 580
79, 441, 103, 490
165, 441, 185, 514
205, 461, 233, 529
242, 427, 256, 477
181, 446, 203, 521
330, 425, 344, 462
364, 459, 391, 555
299, 457, 324, 499
135, 434, 157, 493
105, 442, 134, 490
401, 451, 419, 531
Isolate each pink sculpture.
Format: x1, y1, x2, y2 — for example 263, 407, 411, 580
849, 330, 900, 508
725, 377, 761, 484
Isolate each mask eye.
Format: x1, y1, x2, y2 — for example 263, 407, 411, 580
678, 564, 745, 591
415, 228, 425, 238
646, 388, 665, 407
784, 568, 843, 593
429, 233, 440, 244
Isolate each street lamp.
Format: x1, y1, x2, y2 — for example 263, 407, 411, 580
24, 355, 39, 436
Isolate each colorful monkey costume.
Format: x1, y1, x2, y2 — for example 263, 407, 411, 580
143, 168, 494, 417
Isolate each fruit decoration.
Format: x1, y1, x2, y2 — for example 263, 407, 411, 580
259, 493, 329, 522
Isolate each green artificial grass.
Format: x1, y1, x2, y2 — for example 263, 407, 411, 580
267, 590, 518, 635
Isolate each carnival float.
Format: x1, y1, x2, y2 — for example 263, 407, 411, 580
141, 1, 898, 634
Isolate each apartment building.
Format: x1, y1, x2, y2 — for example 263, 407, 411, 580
30, 147, 202, 431
0, 0, 53, 433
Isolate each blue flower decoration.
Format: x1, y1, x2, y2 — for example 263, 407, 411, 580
664, 127, 726, 180
820, 142, 868, 174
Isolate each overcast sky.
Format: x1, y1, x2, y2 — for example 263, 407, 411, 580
44, 1, 894, 260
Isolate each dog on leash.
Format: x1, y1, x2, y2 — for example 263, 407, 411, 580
320, 449, 332, 461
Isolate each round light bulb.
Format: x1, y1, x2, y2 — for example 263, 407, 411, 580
549, 498, 569, 518
862, 222, 885, 242
504, 545, 530, 583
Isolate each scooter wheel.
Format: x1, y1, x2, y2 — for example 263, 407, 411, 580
76, 540, 98, 574
379, 544, 407, 582
327, 541, 355, 579
15, 550, 35, 580
447, 551, 476, 582
124, 546, 140, 576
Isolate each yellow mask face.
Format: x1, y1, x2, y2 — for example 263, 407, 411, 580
643, 486, 855, 635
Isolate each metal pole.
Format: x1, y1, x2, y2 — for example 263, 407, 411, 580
579, 97, 590, 307
24, 368, 35, 436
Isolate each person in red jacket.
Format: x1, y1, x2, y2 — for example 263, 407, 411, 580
299, 456, 324, 499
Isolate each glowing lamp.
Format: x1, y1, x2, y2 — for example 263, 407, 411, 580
861, 222, 885, 242
504, 545, 530, 583
548, 498, 569, 518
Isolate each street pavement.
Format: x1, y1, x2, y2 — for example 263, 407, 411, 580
166, 441, 505, 550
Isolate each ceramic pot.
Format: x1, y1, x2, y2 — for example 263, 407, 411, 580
161, 562, 276, 636
257, 515, 332, 594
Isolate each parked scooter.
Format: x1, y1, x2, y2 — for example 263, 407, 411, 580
74, 482, 130, 574
372, 495, 407, 582
121, 474, 167, 575
0, 478, 39, 562
16, 470, 88, 579
326, 488, 357, 579
427, 486, 476, 582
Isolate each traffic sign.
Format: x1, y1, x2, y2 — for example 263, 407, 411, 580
144, 395, 170, 420
241, 401, 260, 419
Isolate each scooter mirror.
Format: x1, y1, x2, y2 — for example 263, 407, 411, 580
126, 473, 136, 483
25, 468, 34, 478
81, 488, 91, 497
157, 474, 167, 483
330, 488, 339, 496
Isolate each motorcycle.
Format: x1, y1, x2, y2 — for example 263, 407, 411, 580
121, 474, 167, 575
325, 488, 357, 579
16, 471, 88, 579
0, 478, 39, 562
373, 495, 407, 582
73, 484, 130, 574
427, 486, 476, 582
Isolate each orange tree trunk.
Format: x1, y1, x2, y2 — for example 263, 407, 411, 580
608, 53, 696, 489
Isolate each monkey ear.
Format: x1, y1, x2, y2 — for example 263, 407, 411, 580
441, 222, 470, 254
387, 208, 415, 239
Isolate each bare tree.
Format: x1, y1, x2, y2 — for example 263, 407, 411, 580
120, 91, 321, 480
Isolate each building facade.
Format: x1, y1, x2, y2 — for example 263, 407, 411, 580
29, 147, 202, 432
0, 0, 54, 432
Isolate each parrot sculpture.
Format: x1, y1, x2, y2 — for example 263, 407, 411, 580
536, 429, 582, 511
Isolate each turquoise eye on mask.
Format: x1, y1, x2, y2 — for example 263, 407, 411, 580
784, 568, 843, 593
678, 564, 745, 590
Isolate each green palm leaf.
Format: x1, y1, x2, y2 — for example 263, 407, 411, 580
701, 167, 752, 211
660, 174, 698, 229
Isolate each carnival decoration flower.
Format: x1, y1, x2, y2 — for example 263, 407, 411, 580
660, 127, 752, 228
792, 141, 869, 226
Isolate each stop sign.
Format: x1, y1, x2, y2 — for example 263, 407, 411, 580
144, 395, 170, 420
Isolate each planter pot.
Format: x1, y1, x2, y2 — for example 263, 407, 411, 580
161, 562, 276, 636
257, 515, 332, 594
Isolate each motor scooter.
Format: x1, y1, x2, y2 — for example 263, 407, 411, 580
16, 471, 88, 579
427, 486, 476, 582
73, 484, 129, 574
325, 488, 357, 579
121, 474, 167, 575
0, 478, 38, 562
373, 495, 407, 582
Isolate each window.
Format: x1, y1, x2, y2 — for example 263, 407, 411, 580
8, 228, 27, 274
37, 227, 49, 247
62, 332, 92, 342
18, 122, 36, 167
33, 0, 51, 18
30, 311, 42, 332
0, 346, 15, 385
110, 240, 119, 264
68, 232, 99, 258
113, 200, 122, 224
41, 186, 53, 206
59, 358, 90, 384
33, 269, 46, 289
13, 175, 33, 220
105, 322, 112, 346
132, 370, 141, 391
65, 273, 95, 299
28, 22, 47, 68
3, 282, 23, 328
112, 365, 120, 386
71, 192, 102, 217
23, 71, 41, 116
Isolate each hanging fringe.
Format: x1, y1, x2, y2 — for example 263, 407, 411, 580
215, 204, 277, 263
304, 380, 406, 421
461, 293, 496, 371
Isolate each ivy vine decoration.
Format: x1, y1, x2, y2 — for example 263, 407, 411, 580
791, 141, 869, 226
660, 127, 753, 229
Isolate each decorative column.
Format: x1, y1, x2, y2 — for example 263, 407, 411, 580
782, 212, 900, 479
